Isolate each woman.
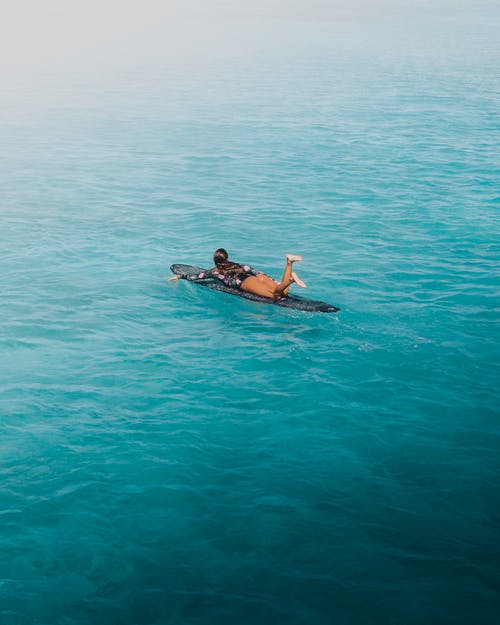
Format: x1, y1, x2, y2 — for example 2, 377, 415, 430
169, 248, 306, 299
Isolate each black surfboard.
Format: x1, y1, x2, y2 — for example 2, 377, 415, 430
170, 264, 340, 313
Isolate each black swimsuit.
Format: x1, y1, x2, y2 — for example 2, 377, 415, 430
188, 263, 260, 289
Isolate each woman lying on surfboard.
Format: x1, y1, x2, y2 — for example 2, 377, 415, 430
168, 248, 307, 299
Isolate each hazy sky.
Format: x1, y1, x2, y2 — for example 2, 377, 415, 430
0, 1, 493, 82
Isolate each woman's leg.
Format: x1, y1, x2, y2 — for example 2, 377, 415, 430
278, 254, 304, 296
241, 275, 288, 298
273, 275, 295, 297
241, 254, 305, 298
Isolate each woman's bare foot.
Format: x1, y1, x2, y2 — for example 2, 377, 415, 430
286, 254, 302, 263
291, 271, 307, 288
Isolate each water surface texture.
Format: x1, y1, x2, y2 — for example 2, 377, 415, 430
1, 8, 499, 625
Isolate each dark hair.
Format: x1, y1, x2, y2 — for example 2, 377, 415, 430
213, 248, 244, 276
213, 248, 229, 267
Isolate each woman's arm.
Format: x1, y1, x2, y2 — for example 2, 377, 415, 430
169, 268, 217, 282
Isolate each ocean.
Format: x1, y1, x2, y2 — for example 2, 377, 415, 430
1, 6, 499, 624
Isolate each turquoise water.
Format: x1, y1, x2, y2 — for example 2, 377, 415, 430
1, 9, 499, 625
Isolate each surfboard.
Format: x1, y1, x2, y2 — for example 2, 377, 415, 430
170, 264, 340, 313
